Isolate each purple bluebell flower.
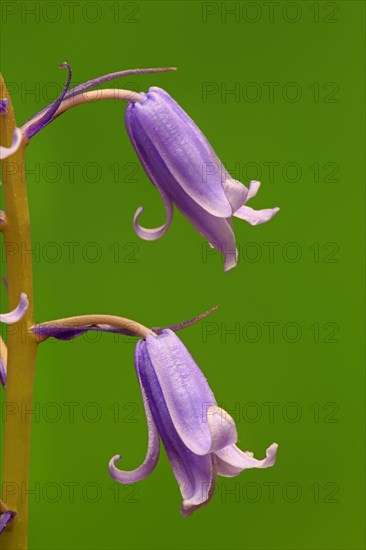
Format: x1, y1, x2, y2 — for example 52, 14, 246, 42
109, 329, 277, 516
125, 87, 279, 271
0, 293, 29, 388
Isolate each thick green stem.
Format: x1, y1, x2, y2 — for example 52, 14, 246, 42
1, 74, 37, 550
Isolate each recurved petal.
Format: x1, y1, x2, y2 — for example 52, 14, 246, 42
137, 342, 215, 515
246, 180, 261, 201
223, 178, 249, 213
130, 89, 234, 217
0, 128, 22, 160
109, 341, 160, 483
214, 442, 278, 477
234, 205, 280, 226
133, 199, 173, 241
206, 406, 238, 452
145, 330, 217, 455
126, 103, 174, 241
0, 293, 28, 324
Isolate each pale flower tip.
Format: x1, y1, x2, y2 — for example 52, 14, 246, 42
0, 128, 23, 160
0, 292, 29, 324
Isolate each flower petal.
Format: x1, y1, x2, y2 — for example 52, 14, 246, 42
145, 329, 217, 455
214, 442, 278, 477
24, 63, 72, 139
234, 205, 280, 226
126, 103, 173, 241
0, 128, 22, 160
223, 178, 249, 212
127, 109, 238, 271
0, 293, 28, 324
246, 180, 261, 202
206, 406, 238, 452
130, 88, 234, 218
148, 87, 249, 214
138, 340, 215, 515
109, 341, 160, 483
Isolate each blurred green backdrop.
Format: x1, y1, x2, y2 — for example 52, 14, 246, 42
0, 1, 365, 549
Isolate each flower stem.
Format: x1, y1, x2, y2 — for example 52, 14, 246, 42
0, 74, 37, 550
33, 314, 155, 342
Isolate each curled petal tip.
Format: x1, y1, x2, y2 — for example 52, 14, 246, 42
0, 128, 23, 160
0, 293, 29, 324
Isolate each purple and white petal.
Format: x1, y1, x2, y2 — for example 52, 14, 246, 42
133, 194, 173, 241
109, 341, 160, 483
234, 205, 280, 226
206, 406, 238, 452
129, 89, 235, 218
126, 103, 174, 240
214, 442, 278, 477
246, 180, 261, 202
145, 330, 217, 455
0, 128, 22, 160
146, 87, 249, 214
0, 293, 28, 324
127, 110, 238, 271
138, 341, 215, 515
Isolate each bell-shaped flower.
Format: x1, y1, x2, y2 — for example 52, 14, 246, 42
125, 87, 279, 271
109, 329, 277, 516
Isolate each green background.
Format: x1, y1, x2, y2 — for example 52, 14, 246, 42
1, 1, 365, 549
